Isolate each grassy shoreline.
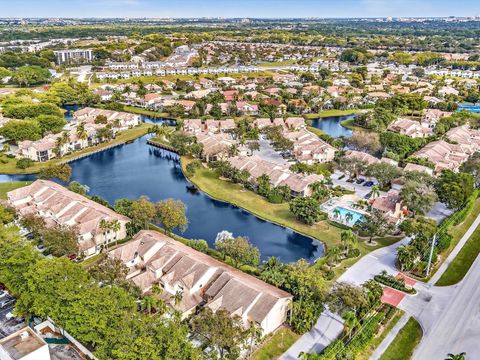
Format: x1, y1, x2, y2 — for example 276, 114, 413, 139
0, 123, 151, 175
180, 156, 402, 272
304, 109, 357, 120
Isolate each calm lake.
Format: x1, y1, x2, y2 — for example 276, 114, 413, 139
309, 114, 354, 138
1, 125, 324, 263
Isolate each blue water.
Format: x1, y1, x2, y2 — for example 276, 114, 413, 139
1, 133, 324, 263
309, 115, 354, 138
458, 104, 480, 113
334, 207, 364, 224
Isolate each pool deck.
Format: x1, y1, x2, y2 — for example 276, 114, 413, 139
321, 195, 369, 226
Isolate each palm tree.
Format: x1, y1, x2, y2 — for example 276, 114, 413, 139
155, 125, 170, 141
110, 219, 121, 246
171, 290, 183, 307
345, 212, 354, 225
397, 245, 419, 272
333, 208, 341, 219
325, 246, 342, 268
340, 230, 357, 254
151, 283, 163, 296
445, 353, 466, 360
76, 123, 88, 143
247, 141, 260, 156
371, 185, 380, 199
99, 219, 111, 250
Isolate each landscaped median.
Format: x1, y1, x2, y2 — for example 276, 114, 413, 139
0, 123, 152, 174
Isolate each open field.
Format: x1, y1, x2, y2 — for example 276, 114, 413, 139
0, 123, 151, 174
380, 317, 422, 360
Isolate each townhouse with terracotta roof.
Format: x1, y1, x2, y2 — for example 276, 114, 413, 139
109, 230, 292, 335
413, 125, 480, 173
370, 190, 407, 224
73, 107, 141, 129
17, 123, 102, 162
387, 118, 433, 138
284, 129, 337, 164
7, 180, 130, 257
228, 155, 324, 197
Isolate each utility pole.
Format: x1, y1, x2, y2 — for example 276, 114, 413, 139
426, 234, 436, 276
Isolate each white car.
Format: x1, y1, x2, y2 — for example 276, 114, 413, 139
0, 290, 8, 299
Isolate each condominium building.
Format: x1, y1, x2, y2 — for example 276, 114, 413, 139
7, 180, 130, 257
53, 49, 93, 64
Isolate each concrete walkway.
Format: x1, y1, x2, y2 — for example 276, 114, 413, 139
280, 311, 344, 360
370, 313, 409, 360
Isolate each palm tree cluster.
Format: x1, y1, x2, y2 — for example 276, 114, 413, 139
99, 218, 121, 251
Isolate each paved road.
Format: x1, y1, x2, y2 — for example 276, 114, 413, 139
338, 237, 410, 286
413, 255, 480, 359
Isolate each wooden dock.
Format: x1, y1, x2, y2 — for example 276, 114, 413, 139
146, 139, 178, 153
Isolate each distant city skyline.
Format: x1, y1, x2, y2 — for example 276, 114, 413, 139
0, 0, 479, 19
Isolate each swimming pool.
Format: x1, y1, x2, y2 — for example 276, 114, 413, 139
333, 207, 365, 224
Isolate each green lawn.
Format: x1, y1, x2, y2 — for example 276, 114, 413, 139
380, 317, 423, 360
304, 110, 357, 120
0, 123, 151, 174
0, 181, 31, 199
253, 327, 300, 360
436, 227, 480, 286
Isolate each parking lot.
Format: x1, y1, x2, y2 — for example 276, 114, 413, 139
330, 170, 378, 198
0, 292, 24, 339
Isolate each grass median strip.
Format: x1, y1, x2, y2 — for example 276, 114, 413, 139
436, 226, 480, 286
380, 317, 422, 360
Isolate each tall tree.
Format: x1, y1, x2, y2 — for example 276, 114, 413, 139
155, 198, 188, 234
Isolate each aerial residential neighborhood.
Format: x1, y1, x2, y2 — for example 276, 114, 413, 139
0, 3, 479, 360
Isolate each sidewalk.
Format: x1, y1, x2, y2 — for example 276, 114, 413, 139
370, 313, 409, 360
280, 311, 343, 360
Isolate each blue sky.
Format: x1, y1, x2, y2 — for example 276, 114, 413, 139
0, 0, 479, 18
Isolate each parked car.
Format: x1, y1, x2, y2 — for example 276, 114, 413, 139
37, 244, 45, 250
346, 178, 354, 183
0, 283, 5, 291
0, 298, 15, 309
364, 181, 374, 187
0, 290, 8, 299
356, 178, 365, 184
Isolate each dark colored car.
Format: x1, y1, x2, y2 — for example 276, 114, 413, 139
356, 178, 365, 184
0, 298, 15, 309
364, 181, 374, 187
346, 178, 354, 183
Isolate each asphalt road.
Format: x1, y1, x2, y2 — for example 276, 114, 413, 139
413, 255, 480, 359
